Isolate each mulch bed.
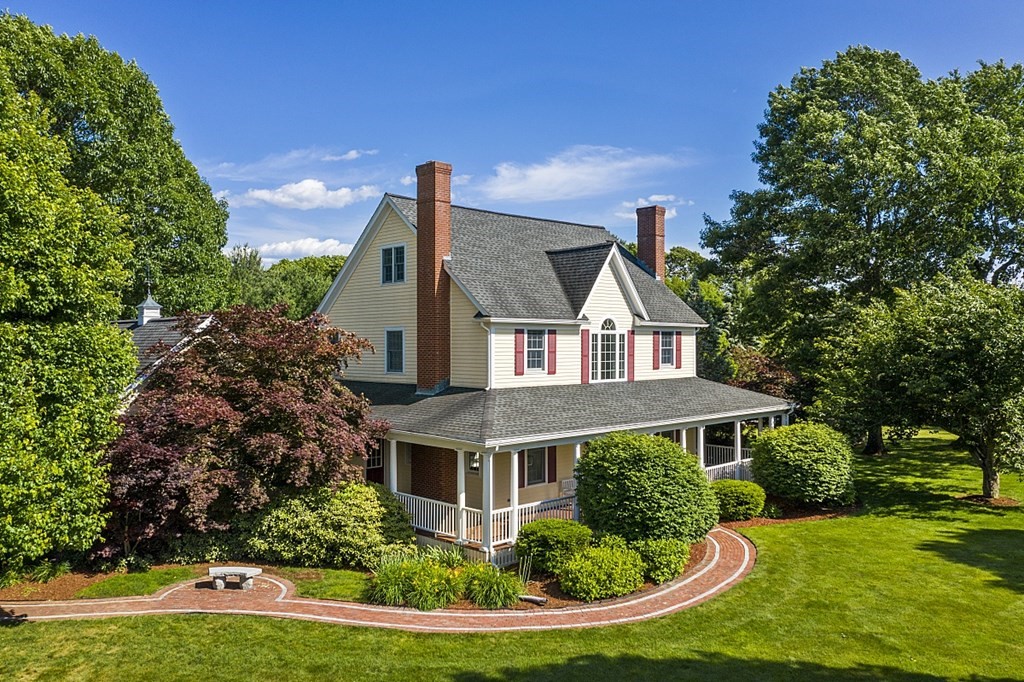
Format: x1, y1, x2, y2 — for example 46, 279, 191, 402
721, 502, 858, 530
0, 563, 195, 602
958, 494, 1020, 508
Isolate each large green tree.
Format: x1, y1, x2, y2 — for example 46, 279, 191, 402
814, 274, 1024, 499
0, 14, 230, 316
703, 46, 1024, 450
0, 65, 135, 577
227, 246, 346, 319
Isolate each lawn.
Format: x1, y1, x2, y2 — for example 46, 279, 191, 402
1, 430, 1021, 681
75, 567, 201, 599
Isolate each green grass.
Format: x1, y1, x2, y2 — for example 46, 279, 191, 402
268, 567, 370, 602
74, 567, 200, 599
2, 430, 1022, 681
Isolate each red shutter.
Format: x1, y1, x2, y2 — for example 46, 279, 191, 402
627, 330, 635, 382
653, 330, 660, 370
547, 446, 557, 483
514, 328, 525, 376
675, 331, 682, 369
518, 451, 526, 489
547, 329, 557, 375
581, 329, 590, 384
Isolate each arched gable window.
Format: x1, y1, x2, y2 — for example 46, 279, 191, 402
591, 318, 626, 382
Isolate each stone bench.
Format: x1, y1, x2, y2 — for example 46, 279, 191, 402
208, 566, 262, 591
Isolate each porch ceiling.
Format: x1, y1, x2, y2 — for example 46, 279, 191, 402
345, 377, 791, 449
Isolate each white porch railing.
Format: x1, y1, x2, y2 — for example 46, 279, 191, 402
704, 459, 754, 482
704, 444, 752, 467
518, 496, 575, 529
394, 492, 459, 538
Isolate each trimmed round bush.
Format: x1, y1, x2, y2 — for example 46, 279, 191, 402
576, 432, 719, 543
751, 423, 856, 506
557, 545, 644, 601
245, 483, 415, 568
632, 538, 690, 584
367, 482, 416, 544
515, 518, 593, 574
462, 562, 523, 609
711, 480, 766, 521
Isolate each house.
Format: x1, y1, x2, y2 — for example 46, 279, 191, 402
116, 291, 210, 405
318, 161, 792, 563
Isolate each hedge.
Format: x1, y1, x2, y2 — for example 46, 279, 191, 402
515, 519, 593, 574
711, 480, 766, 521
751, 422, 855, 506
576, 432, 719, 542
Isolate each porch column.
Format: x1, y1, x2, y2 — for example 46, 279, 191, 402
681, 427, 689, 453
456, 449, 466, 543
768, 415, 776, 430
509, 450, 520, 541
481, 451, 494, 556
697, 426, 706, 468
572, 442, 582, 520
387, 439, 398, 492
782, 412, 790, 426
734, 420, 743, 479
757, 418, 763, 436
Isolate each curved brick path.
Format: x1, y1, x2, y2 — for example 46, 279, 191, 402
0, 527, 754, 632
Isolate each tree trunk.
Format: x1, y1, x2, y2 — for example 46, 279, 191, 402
863, 424, 886, 455
982, 463, 1000, 499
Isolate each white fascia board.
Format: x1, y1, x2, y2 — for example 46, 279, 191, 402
575, 247, 650, 322
385, 429, 485, 452
633, 319, 709, 329
316, 196, 416, 315
442, 260, 490, 317
482, 405, 794, 450
484, 318, 586, 327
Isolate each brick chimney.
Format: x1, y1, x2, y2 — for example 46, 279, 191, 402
636, 205, 666, 280
416, 160, 453, 395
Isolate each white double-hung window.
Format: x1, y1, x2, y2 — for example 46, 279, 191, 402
660, 330, 675, 368
526, 329, 546, 371
591, 318, 626, 382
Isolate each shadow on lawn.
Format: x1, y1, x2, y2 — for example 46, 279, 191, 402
853, 434, 1013, 523
919, 528, 1024, 594
451, 652, 1018, 682
0, 608, 26, 627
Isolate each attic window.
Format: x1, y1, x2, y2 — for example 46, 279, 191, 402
381, 245, 406, 284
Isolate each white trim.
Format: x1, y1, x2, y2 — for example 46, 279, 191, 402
659, 329, 675, 370
577, 247, 650, 322
484, 318, 585, 327
383, 327, 405, 374
317, 196, 415, 315
379, 242, 407, 285
589, 317, 627, 383
633, 319, 708, 329
524, 328, 547, 373
484, 323, 495, 390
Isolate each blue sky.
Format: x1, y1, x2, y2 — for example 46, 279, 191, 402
15, 1, 1024, 262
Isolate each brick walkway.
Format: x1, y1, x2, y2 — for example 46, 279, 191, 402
0, 527, 754, 633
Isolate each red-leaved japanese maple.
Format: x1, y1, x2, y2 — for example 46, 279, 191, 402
103, 305, 387, 557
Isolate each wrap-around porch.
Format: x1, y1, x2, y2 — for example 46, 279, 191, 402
373, 410, 790, 562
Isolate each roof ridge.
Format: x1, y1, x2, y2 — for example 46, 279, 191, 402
385, 192, 608, 231
546, 241, 616, 256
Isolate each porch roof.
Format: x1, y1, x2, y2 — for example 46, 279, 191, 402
344, 377, 791, 450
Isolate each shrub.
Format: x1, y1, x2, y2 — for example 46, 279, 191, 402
711, 480, 767, 521
558, 545, 644, 601
515, 519, 593, 574
366, 554, 414, 606
594, 534, 629, 551
751, 423, 856, 506
165, 528, 248, 564
631, 539, 690, 584
462, 562, 523, 609
576, 432, 719, 543
420, 544, 466, 569
404, 559, 463, 611
367, 483, 416, 544
245, 483, 414, 568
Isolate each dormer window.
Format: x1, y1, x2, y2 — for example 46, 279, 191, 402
381, 245, 405, 284
591, 318, 626, 382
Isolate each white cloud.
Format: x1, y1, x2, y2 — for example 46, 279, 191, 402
229, 179, 380, 210
255, 237, 354, 263
322, 149, 379, 161
202, 147, 380, 182
452, 174, 472, 186
478, 145, 681, 202
400, 175, 415, 186
614, 194, 692, 220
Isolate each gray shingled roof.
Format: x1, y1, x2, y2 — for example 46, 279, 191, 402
345, 378, 789, 447
116, 318, 185, 372
387, 195, 705, 325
